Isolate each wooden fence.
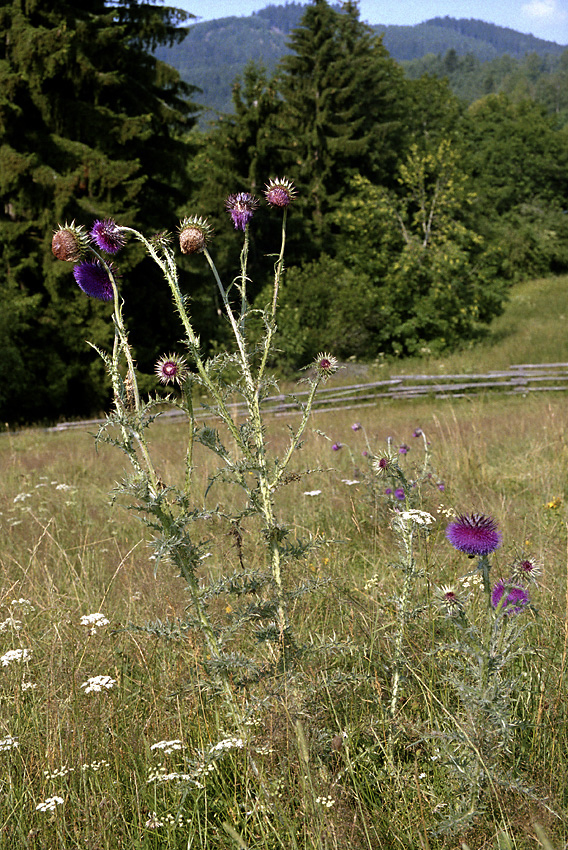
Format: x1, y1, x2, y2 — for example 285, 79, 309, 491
47, 362, 568, 431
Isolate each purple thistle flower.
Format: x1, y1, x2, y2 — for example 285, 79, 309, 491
73, 260, 114, 301
437, 482, 445, 491
446, 512, 501, 557
412, 428, 423, 437
91, 219, 125, 254
332, 443, 342, 451
394, 488, 405, 501
225, 192, 260, 231
351, 422, 362, 431
385, 488, 393, 495
491, 581, 529, 615
399, 444, 409, 455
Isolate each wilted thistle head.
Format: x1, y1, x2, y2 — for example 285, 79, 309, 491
372, 453, 394, 475
225, 192, 260, 231
510, 556, 542, 585
313, 352, 338, 381
435, 584, 464, 615
445, 512, 502, 557
264, 177, 297, 208
90, 219, 126, 254
155, 353, 188, 386
52, 222, 90, 262
178, 215, 213, 254
73, 260, 114, 301
491, 580, 529, 615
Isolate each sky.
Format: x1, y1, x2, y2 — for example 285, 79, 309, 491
173, 0, 568, 45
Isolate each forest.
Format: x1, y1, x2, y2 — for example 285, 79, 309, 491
1, 0, 568, 424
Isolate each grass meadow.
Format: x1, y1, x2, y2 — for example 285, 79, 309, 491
1, 274, 568, 849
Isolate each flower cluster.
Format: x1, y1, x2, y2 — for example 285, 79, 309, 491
445, 512, 539, 617
1, 648, 31, 666
150, 739, 184, 754
36, 796, 64, 812
80, 612, 110, 635
80, 675, 116, 694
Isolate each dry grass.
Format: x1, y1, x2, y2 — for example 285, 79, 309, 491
2, 280, 568, 846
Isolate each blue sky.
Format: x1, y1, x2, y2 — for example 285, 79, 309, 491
173, 1, 568, 45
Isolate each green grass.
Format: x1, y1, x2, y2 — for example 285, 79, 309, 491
374, 273, 568, 378
1, 276, 568, 848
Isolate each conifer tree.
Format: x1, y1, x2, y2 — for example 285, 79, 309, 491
0, 0, 198, 422
274, 0, 404, 254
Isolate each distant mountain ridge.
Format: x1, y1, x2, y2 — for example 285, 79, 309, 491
154, 4, 568, 117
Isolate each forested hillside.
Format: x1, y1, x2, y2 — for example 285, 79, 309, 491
155, 5, 568, 117
2, 0, 568, 425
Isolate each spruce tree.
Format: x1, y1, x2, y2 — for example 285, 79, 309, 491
274, 0, 405, 254
0, 0, 199, 423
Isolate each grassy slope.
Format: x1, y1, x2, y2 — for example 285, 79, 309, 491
383, 273, 568, 378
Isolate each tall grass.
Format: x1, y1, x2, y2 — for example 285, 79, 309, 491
1, 383, 568, 847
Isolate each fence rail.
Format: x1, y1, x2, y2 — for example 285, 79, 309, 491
47, 362, 568, 431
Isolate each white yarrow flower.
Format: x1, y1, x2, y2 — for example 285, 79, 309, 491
303, 490, 322, 497
0, 736, 19, 752
1, 648, 31, 667
80, 675, 116, 694
399, 510, 435, 526
209, 737, 244, 753
36, 796, 64, 812
80, 613, 110, 634
150, 739, 184, 754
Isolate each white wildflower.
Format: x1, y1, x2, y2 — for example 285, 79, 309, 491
303, 490, 322, 497
147, 765, 199, 784
13, 493, 32, 503
11, 598, 34, 613
1, 648, 31, 667
0, 617, 22, 632
209, 737, 244, 753
44, 766, 75, 779
0, 736, 19, 752
80, 612, 110, 634
36, 796, 64, 812
146, 812, 163, 829
22, 681, 37, 691
315, 795, 334, 808
341, 479, 360, 486
81, 760, 110, 772
55, 483, 75, 491
80, 675, 116, 694
399, 510, 435, 526
150, 739, 184, 754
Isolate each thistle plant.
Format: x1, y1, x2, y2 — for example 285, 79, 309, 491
52, 178, 330, 717
433, 512, 539, 830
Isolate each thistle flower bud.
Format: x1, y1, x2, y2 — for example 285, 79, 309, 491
178, 216, 213, 254
264, 177, 297, 208
225, 192, 260, 231
155, 353, 188, 386
313, 352, 338, 381
52, 222, 90, 262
